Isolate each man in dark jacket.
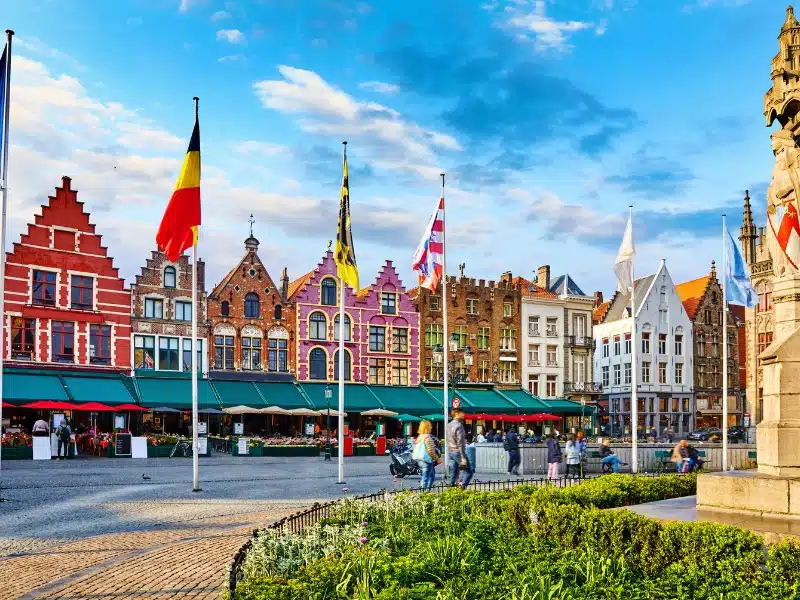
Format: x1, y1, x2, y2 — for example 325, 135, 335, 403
504, 427, 521, 476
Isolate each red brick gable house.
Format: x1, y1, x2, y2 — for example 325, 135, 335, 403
3, 177, 131, 370
206, 233, 294, 376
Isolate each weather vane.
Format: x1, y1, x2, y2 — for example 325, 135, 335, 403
248, 214, 255, 237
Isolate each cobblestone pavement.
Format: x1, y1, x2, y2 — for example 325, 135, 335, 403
0, 455, 408, 599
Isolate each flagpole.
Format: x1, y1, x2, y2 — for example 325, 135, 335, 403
629, 205, 638, 473
722, 214, 729, 471
441, 173, 449, 473
191, 97, 200, 492
337, 141, 347, 485
0, 30, 14, 495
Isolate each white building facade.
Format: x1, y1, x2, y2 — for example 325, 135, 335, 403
593, 260, 694, 437
522, 294, 564, 398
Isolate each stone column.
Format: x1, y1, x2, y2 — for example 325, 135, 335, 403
756, 274, 800, 477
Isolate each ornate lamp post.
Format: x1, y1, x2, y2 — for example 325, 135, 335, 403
433, 333, 474, 411
324, 384, 332, 461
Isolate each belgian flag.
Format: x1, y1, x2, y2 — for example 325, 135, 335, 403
157, 104, 201, 261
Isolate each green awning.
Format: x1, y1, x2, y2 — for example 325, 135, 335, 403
3, 371, 69, 405
61, 375, 137, 406
212, 380, 265, 408
455, 389, 517, 413
497, 389, 553, 413
541, 398, 596, 415
301, 382, 381, 412
253, 382, 310, 409
420, 413, 445, 421
137, 376, 218, 409
366, 385, 441, 415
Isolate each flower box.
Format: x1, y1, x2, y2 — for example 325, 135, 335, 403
147, 445, 174, 458
354, 445, 375, 456
2, 445, 32, 459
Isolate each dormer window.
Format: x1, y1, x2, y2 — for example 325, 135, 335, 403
244, 293, 260, 318
321, 278, 337, 306
221, 301, 230, 317
164, 266, 176, 289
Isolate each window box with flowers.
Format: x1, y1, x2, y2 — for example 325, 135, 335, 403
1, 433, 33, 459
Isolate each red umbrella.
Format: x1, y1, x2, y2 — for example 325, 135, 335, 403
530, 413, 562, 422
74, 402, 116, 412
114, 403, 147, 412
21, 401, 76, 410
2, 401, 15, 408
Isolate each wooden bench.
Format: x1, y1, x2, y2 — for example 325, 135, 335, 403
654, 450, 675, 473
585, 451, 605, 474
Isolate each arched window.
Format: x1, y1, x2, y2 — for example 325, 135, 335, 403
274, 304, 283, 320
334, 350, 351, 381
309, 348, 327, 380
164, 266, 176, 289
244, 293, 260, 318
321, 278, 337, 306
333, 314, 351, 341
221, 301, 230, 317
309, 311, 327, 340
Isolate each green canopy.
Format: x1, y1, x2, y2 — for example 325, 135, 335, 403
498, 389, 553, 413
136, 375, 218, 409
366, 385, 441, 415
61, 374, 137, 406
254, 382, 310, 410
3, 371, 69, 405
541, 398, 596, 415
420, 413, 445, 421
212, 380, 265, 408
454, 388, 518, 413
301, 382, 381, 412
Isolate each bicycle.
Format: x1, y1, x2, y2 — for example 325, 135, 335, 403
169, 437, 193, 458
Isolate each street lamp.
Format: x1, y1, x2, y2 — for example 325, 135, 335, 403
324, 385, 332, 462
581, 398, 586, 432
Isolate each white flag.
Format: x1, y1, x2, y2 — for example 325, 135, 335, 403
613, 214, 635, 292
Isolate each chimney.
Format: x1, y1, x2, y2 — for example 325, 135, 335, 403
281, 267, 289, 301
500, 271, 512, 284
594, 291, 603, 307
536, 265, 550, 289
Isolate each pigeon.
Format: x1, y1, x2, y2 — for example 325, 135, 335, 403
142, 474, 151, 480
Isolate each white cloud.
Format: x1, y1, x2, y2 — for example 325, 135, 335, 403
216, 29, 246, 44
126, 17, 143, 26
116, 122, 184, 151
218, 54, 246, 63
487, 0, 595, 52
232, 141, 288, 156
15, 37, 86, 72
179, 0, 200, 13
210, 10, 232, 22
359, 81, 400, 95
253, 66, 461, 180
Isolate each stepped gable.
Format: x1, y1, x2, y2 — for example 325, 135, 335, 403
675, 266, 716, 322
292, 251, 360, 305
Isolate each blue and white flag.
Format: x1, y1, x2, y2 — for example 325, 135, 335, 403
724, 228, 757, 307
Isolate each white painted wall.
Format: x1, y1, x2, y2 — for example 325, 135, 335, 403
521, 298, 564, 397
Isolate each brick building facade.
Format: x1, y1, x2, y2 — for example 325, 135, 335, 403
206, 233, 294, 376
412, 272, 522, 387
676, 262, 741, 428
291, 251, 419, 385
2, 177, 131, 370
130, 250, 209, 374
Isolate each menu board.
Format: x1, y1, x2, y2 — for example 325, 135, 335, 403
115, 433, 132, 457
198, 421, 208, 435
233, 422, 244, 435
237, 437, 250, 455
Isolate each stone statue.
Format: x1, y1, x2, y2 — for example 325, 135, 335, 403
766, 129, 800, 276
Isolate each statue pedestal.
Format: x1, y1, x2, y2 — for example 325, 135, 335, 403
698, 275, 800, 517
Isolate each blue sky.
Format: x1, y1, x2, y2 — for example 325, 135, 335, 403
1, 0, 785, 296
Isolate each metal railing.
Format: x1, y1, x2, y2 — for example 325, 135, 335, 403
566, 335, 593, 349
563, 381, 603, 394
228, 473, 675, 598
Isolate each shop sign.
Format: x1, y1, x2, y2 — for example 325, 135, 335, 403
115, 433, 132, 457
233, 422, 244, 435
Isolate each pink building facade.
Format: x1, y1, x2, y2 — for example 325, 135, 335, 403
291, 252, 419, 385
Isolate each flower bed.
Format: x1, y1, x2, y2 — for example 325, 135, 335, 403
2, 445, 33, 459
261, 446, 319, 457
230, 474, 800, 600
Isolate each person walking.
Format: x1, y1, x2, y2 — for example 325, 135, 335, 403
546, 431, 562, 480
461, 433, 477, 489
412, 420, 440, 491
565, 434, 581, 478
598, 437, 626, 473
446, 409, 468, 487
55, 419, 72, 459
504, 426, 521, 476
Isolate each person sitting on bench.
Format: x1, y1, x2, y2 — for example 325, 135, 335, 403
598, 438, 626, 473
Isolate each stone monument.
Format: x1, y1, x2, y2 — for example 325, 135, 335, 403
697, 6, 800, 517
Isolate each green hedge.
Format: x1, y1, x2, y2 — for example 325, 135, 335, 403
232, 474, 800, 600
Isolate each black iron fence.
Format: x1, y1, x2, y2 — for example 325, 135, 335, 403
227, 473, 675, 598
